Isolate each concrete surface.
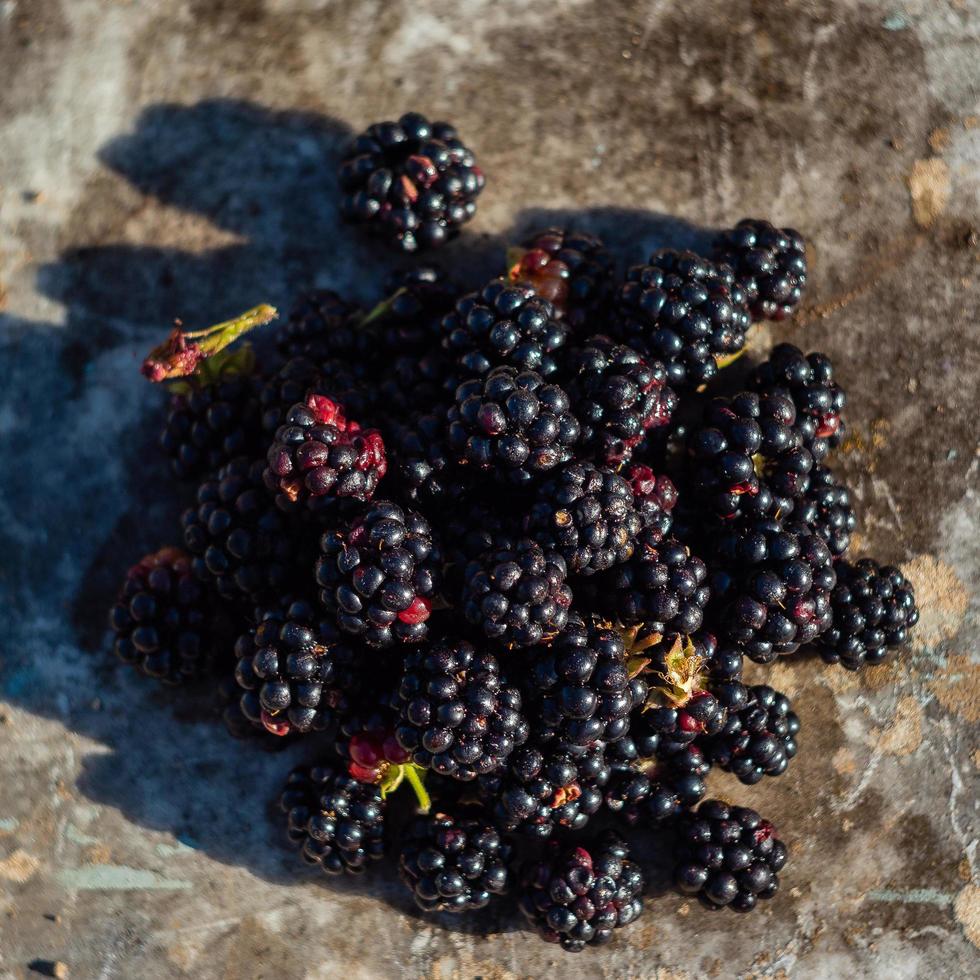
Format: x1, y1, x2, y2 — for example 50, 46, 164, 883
1, 1, 979, 977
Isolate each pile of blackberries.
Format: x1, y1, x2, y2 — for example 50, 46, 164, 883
110, 113, 919, 952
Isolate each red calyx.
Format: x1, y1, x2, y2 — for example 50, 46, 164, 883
754, 821, 776, 845
306, 393, 345, 428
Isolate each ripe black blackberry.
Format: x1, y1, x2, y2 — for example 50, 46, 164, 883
264, 394, 387, 511
709, 516, 836, 662
376, 348, 460, 420
625, 465, 678, 541
280, 764, 385, 875
701, 685, 799, 784
441, 278, 569, 378
232, 598, 361, 737
508, 227, 615, 331
108, 547, 218, 684
526, 462, 642, 576
747, 344, 846, 461
713, 218, 808, 321
563, 336, 678, 466
181, 457, 300, 602
612, 250, 751, 388
276, 289, 368, 363
461, 537, 572, 648
688, 390, 814, 521
797, 464, 856, 557
674, 799, 788, 912
339, 112, 484, 251
819, 558, 919, 670
399, 811, 511, 912
519, 831, 644, 952
315, 499, 441, 648
374, 266, 459, 354
447, 367, 581, 486
395, 639, 528, 780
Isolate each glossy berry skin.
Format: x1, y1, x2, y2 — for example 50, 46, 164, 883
526, 462, 642, 576
519, 831, 644, 952
442, 278, 569, 379
563, 336, 677, 466
447, 366, 581, 486
387, 409, 473, 506
339, 112, 484, 252
316, 500, 441, 648
713, 218, 808, 321
461, 538, 572, 648
747, 344, 846, 461
701, 685, 799, 784
281, 764, 385, 875
399, 811, 511, 913
395, 640, 528, 780
819, 558, 919, 670
626, 465, 678, 541
612, 250, 751, 388
797, 464, 856, 557
108, 547, 216, 684
674, 799, 788, 912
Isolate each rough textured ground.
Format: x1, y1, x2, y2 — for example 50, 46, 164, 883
1, 1, 979, 977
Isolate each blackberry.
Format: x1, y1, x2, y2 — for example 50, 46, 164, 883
108, 547, 218, 684
280, 764, 385, 875
339, 112, 484, 251
386, 408, 473, 507
461, 538, 572, 648
376, 348, 461, 420
315, 499, 441, 648
182, 457, 299, 602
232, 598, 360, 737
583, 532, 709, 635
447, 367, 581, 486
689, 390, 814, 521
395, 640, 528, 780
264, 394, 387, 511
612, 250, 751, 388
508, 227, 615, 331
336, 707, 413, 784
818, 558, 919, 670
674, 799, 788, 912
747, 344, 846, 461
713, 218, 807, 322
625, 464, 678, 541
701, 685, 798, 783
526, 462, 642, 576
563, 336, 678, 466
519, 831, 644, 951
258, 356, 324, 434
442, 278, 568, 378
374, 265, 459, 354
797, 464, 856, 557
399, 811, 511, 912
277, 289, 367, 363
709, 516, 836, 662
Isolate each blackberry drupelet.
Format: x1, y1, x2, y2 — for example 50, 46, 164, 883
182, 457, 299, 602
461, 537, 572, 647
447, 366, 581, 485
713, 218, 808, 321
442, 278, 569, 378
277, 289, 367, 363
108, 547, 217, 684
563, 336, 678, 466
747, 343, 846, 461
526, 462, 642, 576
819, 558, 919, 670
519, 831, 644, 951
508, 227, 615, 331
339, 112, 484, 251
399, 811, 511, 912
316, 499, 441, 648
798, 463, 856, 557
625, 464, 678, 540
374, 265, 459, 354
709, 516, 836, 662
264, 394, 387, 511
395, 639, 528, 780
281, 764, 385, 875
701, 684, 799, 784
674, 799, 788, 912
612, 250, 751, 388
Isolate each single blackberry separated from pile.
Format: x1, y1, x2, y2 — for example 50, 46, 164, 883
713, 218, 808, 321
519, 831, 644, 952
674, 799, 788, 912
399, 811, 511, 912
339, 112, 484, 251
819, 558, 919, 670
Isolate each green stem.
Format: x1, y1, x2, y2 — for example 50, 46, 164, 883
402, 764, 431, 814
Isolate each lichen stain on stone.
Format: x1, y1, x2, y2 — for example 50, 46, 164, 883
908, 158, 951, 227
872, 696, 923, 756
901, 554, 969, 648
954, 884, 980, 948
0, 848, 41, 883
833, 746, 858, 774
929, 654, 980, 723
427, 949, 520, 980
